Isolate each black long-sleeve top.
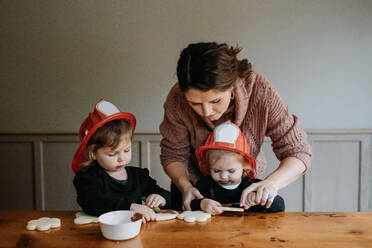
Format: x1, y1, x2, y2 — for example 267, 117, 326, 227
191, 176, 285, 212
73, 163, 171, 216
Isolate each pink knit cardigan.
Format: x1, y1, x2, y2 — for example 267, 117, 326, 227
160, 71, 312, 183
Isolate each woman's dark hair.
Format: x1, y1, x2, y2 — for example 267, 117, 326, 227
176, 42, 252, 92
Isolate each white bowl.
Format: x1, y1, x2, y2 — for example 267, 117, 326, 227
98, 210, 142, 240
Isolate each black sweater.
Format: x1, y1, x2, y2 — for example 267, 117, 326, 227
191, 176, 285, 212
73, 163, 171, 216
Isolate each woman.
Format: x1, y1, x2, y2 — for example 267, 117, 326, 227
160, 42, 312, 210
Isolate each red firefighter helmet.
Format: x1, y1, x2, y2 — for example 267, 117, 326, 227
71, 98, 136, 173
195, 121, 256, 178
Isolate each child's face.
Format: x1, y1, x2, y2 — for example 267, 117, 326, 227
93, 135, 132, 174
209, 154, 243, 186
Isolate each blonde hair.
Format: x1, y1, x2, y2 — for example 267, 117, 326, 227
205, 149, 254, 177
79, 119, 132, 171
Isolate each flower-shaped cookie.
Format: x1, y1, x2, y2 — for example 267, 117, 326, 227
74, 212, 98, 224
26, 217, 61, 231
177, 211, 211, 222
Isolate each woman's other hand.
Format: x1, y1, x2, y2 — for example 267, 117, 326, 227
243, 191, 258, 209
182, 185, 203, 210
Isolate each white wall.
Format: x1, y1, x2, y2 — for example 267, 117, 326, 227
1, 0, 371, 132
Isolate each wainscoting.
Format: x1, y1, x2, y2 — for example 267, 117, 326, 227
1, 131, 371, 212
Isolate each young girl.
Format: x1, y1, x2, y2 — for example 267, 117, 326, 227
192, 121, 285, 215
72, 99, 171, 222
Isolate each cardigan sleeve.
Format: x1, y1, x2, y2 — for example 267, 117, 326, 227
159, 84, 192, 169
264, 81, 312, 171
73, 171, 133, 216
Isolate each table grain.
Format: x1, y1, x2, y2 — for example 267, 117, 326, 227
1, 211, 371, 248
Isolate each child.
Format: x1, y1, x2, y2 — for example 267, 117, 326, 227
72, 99, 171, 222
192, 121, 285, 215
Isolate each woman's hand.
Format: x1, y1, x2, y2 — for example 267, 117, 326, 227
182, 185, 203, 210
130, 203, 157, 223
243, 191, 258, 209
240, 180, 278, 209
164, 161, 203, 210
145, 194, 166, 208
200, 199, 223, 215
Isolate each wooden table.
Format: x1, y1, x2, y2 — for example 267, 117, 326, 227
1, 211, 372, 248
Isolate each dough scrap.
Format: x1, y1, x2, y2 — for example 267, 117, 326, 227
74, 212, 99, 224
26, 217, 61, 231
177, 211, 211, 223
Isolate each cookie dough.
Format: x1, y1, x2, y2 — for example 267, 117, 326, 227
156, 210, 178, 221
74, 212, 99, 225
177, 211, 211, 223
26, 217, 61, 231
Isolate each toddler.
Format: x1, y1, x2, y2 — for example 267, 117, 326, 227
191, 121, 285, 215
72, 99, 171, 222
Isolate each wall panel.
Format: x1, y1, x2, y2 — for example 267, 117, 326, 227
0, 131, 371, 212
43, 140, 80, 210
0, 142, 35, 209
307, 140, 360, 211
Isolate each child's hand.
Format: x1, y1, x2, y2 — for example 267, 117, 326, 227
145, 194, 166, 208
130, 203, 157, 223
200, 198, 223, 215
242, 191, 258, 210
